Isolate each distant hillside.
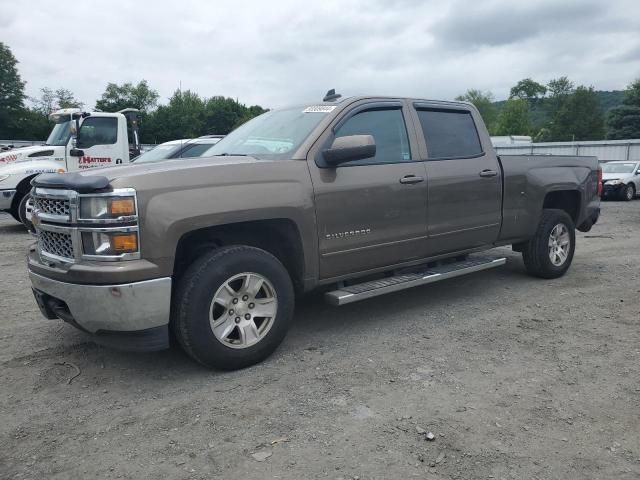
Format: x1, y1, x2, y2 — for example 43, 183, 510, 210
493, 90, 625, 128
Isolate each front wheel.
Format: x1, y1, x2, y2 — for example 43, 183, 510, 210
621, 184, 635, 201
17, 192, 35, 233
172, 245, 294, 370
522, 209, 576, 279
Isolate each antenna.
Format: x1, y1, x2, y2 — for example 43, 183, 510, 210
323, 89, 342, 102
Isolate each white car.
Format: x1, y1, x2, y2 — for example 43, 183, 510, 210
133, 136, 224, 163
601, 161, 640, 201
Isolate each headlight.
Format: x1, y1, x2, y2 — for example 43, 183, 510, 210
82, 230, 139, 255
605, 179, 621, 185
79, 195, 136, 220
0, 175, 9, 183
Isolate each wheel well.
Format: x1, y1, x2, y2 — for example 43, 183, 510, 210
543, 190, 580, 223
173, 219, 305, 293
11, 175, 37, 211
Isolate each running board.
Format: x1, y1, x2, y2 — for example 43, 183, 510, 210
325, 256, 506, 306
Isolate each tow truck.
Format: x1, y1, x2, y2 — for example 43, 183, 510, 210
0, 108, 141, 230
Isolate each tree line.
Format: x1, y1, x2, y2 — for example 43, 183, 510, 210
456, 77, 640, 141
0, 42, 266, 143
2, 41, 639, 143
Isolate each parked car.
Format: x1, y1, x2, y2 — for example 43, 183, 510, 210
27, 92, 601, 370
133, 136, 224, 163
601, 161, 640, 201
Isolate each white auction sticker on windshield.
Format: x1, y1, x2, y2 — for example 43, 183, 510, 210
303, 106, 336, 113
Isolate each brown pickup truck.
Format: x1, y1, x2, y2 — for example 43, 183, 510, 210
28, 92, 601, 370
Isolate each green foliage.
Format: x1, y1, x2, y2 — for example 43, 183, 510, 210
495, 98, 530, 136
606, 79, 640, 139
31, 87, 83, 115
141, 91, 266, 144
0, 42, 26, 138
552, 86, 604, 141
455, 89, 497, 133
95, 80, 159, 113
510, 78, 547, 102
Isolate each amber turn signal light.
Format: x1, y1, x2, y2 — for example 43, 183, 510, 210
111, 233, 138, 253
109, 197, 136, 216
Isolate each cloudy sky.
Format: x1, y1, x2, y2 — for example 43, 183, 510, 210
2, 0, 639, 110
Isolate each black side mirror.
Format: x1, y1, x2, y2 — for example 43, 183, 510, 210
323, 135, 376, 166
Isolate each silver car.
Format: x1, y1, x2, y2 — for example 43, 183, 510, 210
601, 161, 640, 201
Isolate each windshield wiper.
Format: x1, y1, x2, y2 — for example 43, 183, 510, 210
214, 153, 248, 156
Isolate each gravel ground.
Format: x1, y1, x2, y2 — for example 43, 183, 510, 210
0, 201, 639, 480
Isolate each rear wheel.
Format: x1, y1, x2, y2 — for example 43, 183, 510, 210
621, 183, 635, 201
172, 245, 294, 370
522, 209, 575, 279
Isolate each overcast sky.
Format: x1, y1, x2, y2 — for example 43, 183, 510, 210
2, 0, 639, 110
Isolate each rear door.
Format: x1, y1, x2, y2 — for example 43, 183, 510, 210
410, 103, 502, 255
307, 100, 428, 280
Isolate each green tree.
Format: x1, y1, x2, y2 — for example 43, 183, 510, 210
510, 78, 547, 103
31, 87, 83, 115
495, 98, 530, 136
95, 80, 159, 113
546, 76, 574, 118
606, 79, 640, 139
553, 86, 604, 141
455, 89, 497, 133
143, 90, 206, 143
0, 42, 26, 138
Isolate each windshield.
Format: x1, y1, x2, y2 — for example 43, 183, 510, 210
602, 162, 637, 174
133, 143, 184, 163
203, 107, 331, 159
46, 121, 72, 146
178, 142, 220, 158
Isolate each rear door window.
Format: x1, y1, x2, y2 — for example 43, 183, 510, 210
416, 109, 483, 160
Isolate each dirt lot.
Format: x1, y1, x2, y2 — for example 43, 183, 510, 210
0, 201, 639, 480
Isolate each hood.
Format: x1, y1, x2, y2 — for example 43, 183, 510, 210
78, 155, 264, 183
0, 145, 60, 166
602, 172, 632, 181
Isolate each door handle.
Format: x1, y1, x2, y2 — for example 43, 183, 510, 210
479, 169, 498, 178
399, 175, 425, 184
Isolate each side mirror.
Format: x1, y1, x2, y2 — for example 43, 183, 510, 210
323, 135, 376, 166
636, 170, 640, 175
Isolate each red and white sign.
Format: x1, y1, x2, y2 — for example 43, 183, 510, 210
78, 156, 113, 169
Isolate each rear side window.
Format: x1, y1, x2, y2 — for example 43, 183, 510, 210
334, 108, 411, 165
416, 109, 483, 159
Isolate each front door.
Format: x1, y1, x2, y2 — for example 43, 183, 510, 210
308, 102, 428, 280
71, 116, 122, 171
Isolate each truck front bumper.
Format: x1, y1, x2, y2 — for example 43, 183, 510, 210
29, 271, 172, 352
0, 189, 17, 211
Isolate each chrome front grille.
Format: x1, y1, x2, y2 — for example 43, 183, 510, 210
38, 229, 74, 260
33, 196, 70, 217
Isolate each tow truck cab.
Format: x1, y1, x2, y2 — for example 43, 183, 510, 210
0, 108, 141, 228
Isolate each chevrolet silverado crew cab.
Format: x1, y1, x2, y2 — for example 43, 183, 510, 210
27, 92, 602, 370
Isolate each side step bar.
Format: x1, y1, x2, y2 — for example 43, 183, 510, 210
325, 256, 506, 306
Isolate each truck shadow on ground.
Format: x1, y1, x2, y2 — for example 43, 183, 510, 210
48, 253, 529, 380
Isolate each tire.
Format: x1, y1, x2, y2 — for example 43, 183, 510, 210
9, 206, 21, 223
172, 245, 294, 370
522, 209, 576, 279
621, 184, 635, 201
17, 192, 35, 233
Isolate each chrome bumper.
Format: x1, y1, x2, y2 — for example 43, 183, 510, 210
29, 271, 172, 333
0, 189, 16, 210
